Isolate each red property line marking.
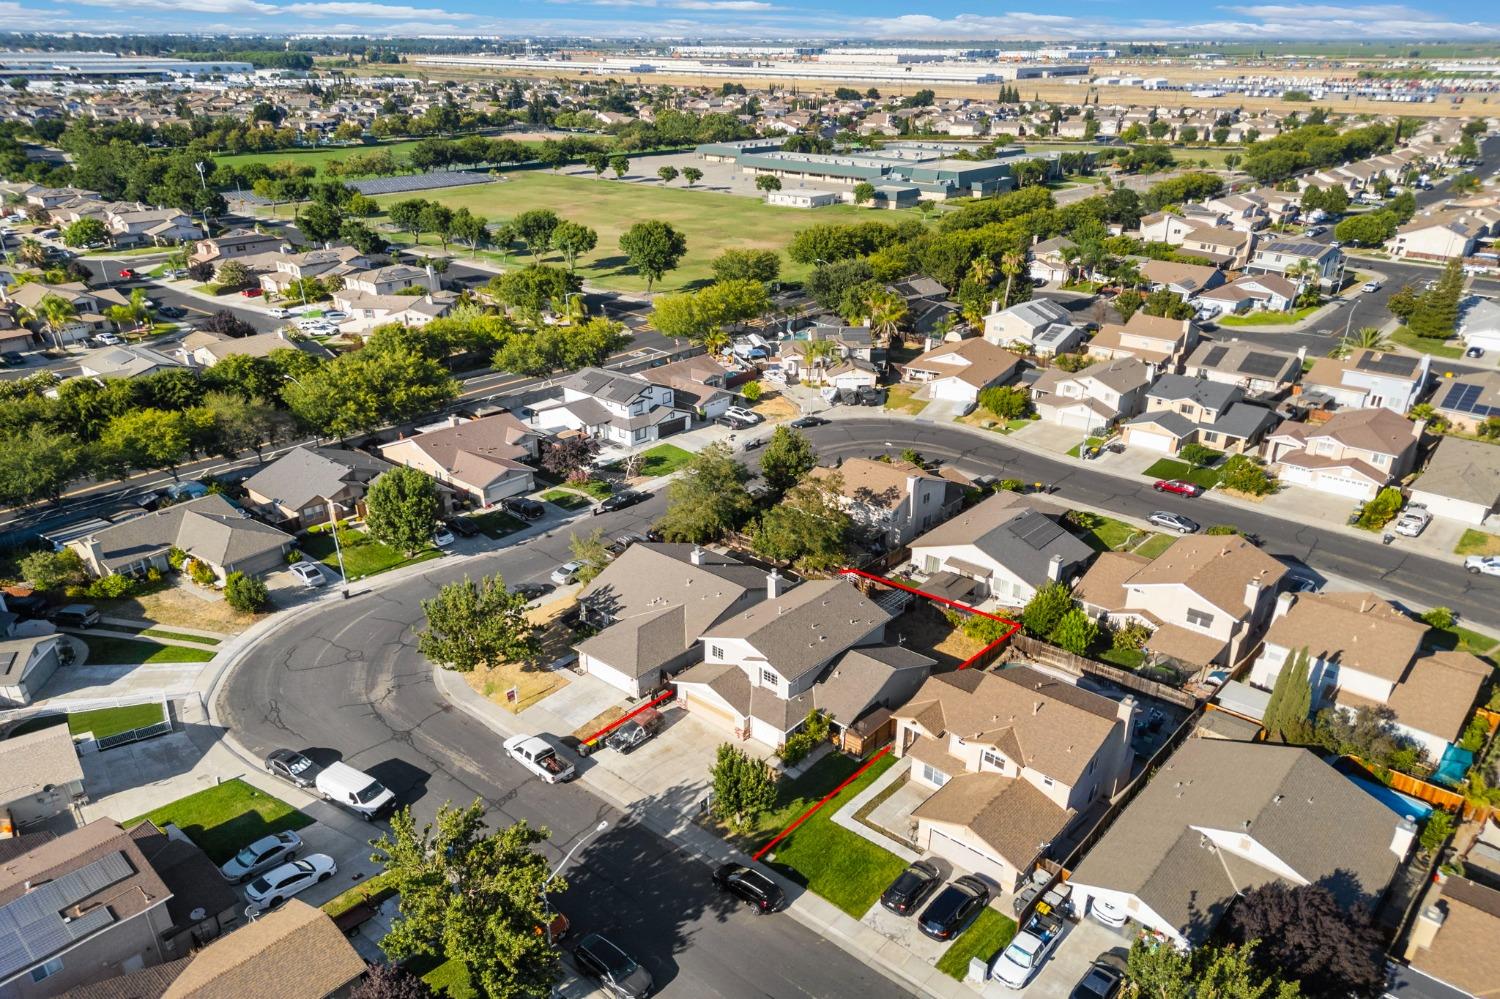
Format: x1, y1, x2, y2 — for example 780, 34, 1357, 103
751, 568, 1023, 862
580, 689, 676, 747
753, 745, 891, 861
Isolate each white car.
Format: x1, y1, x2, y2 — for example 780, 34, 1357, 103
432, 526, 456, 547
268, 307, 292, 318
1394, 505, 1431, 538
550, 560, 585, 586
93, 333, 124, 346
289, 561, 326, 587
321, 310, 348, 321
724, 406, 763, 424
1465, 555, 1500, 577
1089, 896, 1129, 928
1362, 280, 1383, 293
244, 854, 336, 911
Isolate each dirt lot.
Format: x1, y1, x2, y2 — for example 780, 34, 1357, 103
887, 601, 986, 671
752, 391, 799, 422
463, 596, 578, 713
95, 583, 256, 635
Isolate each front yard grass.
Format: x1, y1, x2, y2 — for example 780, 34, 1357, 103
322, 869, 399, 919
463, 597, 576, 713
301, 523, 440, 579
1388, 326, 1465, 359
464, 508, 527, 539
81, 635, 217, 665
1456, 528, 1500, 556
139, 629, 221, 646
633, 443, 695, 477
1426, 622, 1500, 664
1133, 534, 1178, 559
540, 489, 593, 511
1216, 304, 1321, 327
957, 411, 1033, 434
1065, 437, 1105, 458
755, 753, 908, 918
1070, 513, 1174, 559
1142, 458, 1221, 490
935, 908, 1018, 981
884, 384, 927, 415
124, 778, 313, 865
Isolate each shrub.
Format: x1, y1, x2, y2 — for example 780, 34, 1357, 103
1356, 487, 1404, 530
741, 380, 763, 403
779, 710, 831, 766
85, 573, 138, 599
1219, 455, 1276, 496
1420, 809, 1455, 855
1457, 712, 1488, 753
1111, 621, 1151, 651
997, 478, 1025, 492
19, 548, 88, 592
187, 559, 218, 586
144, 566, 163, 585
1049, 608, 1099, 655
1420, 606, 1455, 630
978, 385, 1029, 420
224, 571, 270, 613
167, 546, 189, 571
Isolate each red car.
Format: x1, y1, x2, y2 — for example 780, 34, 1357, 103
1154, 479, 1202, 497
240, 287, 263, 297
118, 268, 136, 279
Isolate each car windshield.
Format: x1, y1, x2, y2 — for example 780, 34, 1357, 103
248, 875, 272, 894
233, 845, 262, 866
353, 780, 387, 804
1080, 970, 1115, 996
1009, 939, 1038, 962
593, 940, 637, 977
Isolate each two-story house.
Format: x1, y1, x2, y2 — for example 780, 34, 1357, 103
982, 299, 1082, 357
2, 281, 130, 345
1183, 340, 1303, 399
1086, 313, 1200, 374
900, 339, 1024, 406
188, 229, 286, 267
638, 355, 734, 420
1247, 239, 1344, 289
257, 246, 386, 297
810, 458, 965, 548
530, 367, 692, 449
1137, 212, 1196, 246
1248, 590, 1489, 763
1299, 349, 1430, 414
676, 578, 932, 747
1387, 211, 1485, 261
1074, 535, 1286, 670
1180, 226, 1255, 269
1262, 407, 1423, 501
379, 414, 539, 507
342, 263, 434, 296
894, 667, 1136, 892
1120, 374, 1280, 455
1030, 357, 1152, 433
105, 207, 202, 248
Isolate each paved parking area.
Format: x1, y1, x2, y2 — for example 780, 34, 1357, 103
578, 708, 765, 811
1002, 915, 1132, 999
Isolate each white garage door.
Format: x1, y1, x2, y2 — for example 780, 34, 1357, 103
1315, 472, 1376, 500
932, 378, 978, 404
1128, 429, 1174, 453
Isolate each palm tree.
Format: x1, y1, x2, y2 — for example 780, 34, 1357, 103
866, 291, 908, 345
107, 288, 154, 334
18, 237, 46, 268
1111, 259, 1143, 291
967, 255, 996, 287
1058, 245, 1082, 287
1332, 325, 1393, 358
999, 251, 1026, 307
701, 327, 731, 355
1288, 258, 1320, 305
22, 294, 78, 350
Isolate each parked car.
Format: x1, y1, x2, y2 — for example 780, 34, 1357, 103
244, 854, 337, 911
713, 863, 785, 913
715, 415, 753, 430
504, 497, 546, 520
511, 581, 554, 601
263, 748, 321, 789
322, 310, 348, 321
220, 831, 302, 884
879, 859, 941, 917
1362, 280, 1383, 293
50, 604, 101, 628
1394, 504, 1432, 538
596, 490, 646, 514
240, 287, 263, 298
574, 933, 654, 999
432, 526, 456, 547
605, 532, 648, 556
1153, 479, 1202, 497
117, 268, 136, 279
289, 561, 326, 588
724, 406, 763, 424
92, 333, 123, 347
504, 734, 576, 783
0, 351, 25, 367
315, 761, 396, 820
1148, 511, 1200, 534
742, 436, 767, 452
1465, 555, 1500, 577
788, 415, 829, 429
445, 517, 480, 538
156, 305, 185, 320
917, 875, 990, 940
1466, 346, 1485, 358
603, 707, 665, 754
551, 560, 585, 585
1089, 896, 1129, 928
268, 307, 292, 319
991, 908, 1066, 989
1070, 961, 1125, 999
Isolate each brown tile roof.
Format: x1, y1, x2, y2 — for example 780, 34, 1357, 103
1073, 551, 1151, 613
913, 771, 1070, 868
1386, 651, 1490, 742
903, 339, 1023, 389
161, 899, 365, 999
1410, 878, 1500, 997
1123, 535, 1286, 617
1265, 591, 1425, 683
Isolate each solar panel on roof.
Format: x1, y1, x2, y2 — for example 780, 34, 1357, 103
1355, 353, 1416, 375
1440, 382, 1499, 418
1014, 515, 1065, 550
0, 850, 136, 978
1202, 346, 1228, 367
1239, 352, 1288, 377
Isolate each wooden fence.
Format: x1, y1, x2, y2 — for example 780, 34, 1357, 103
1344, 755, 1486, 820
1006, 634, 1199, 710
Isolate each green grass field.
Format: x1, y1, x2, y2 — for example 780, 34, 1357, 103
1143, 458, 1221, 490
125, 778, 313, 865
1456, 529, 1500, 556
370, 171, 869, 293
1217, 304, 1322, 327
465, 508, 527, 539
935, 908, 1018, 980
214, 139, 431, 174
634, 443, 695, 477
301, 525, 441, 579
82, 636, 217, 665
541, 489, 592, 511
1389, 327, 1466, 360
8, 703, 165, 741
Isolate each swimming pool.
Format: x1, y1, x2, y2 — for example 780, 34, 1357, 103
1346, 776, 1434, 822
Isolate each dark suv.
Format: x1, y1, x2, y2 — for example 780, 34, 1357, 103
880, 859, 941, 916
918, 875, 990, 940
574, 933, 653, 999
504, 497, 546, 521
712, 863, 785, 913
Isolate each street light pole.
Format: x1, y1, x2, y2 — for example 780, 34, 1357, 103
326, 497, 349, 598
541, 820, 607, 944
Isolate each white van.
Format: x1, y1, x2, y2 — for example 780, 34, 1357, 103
314, 761, 396, 821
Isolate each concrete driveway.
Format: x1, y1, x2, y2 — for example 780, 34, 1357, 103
1000, 915, 1132, 999
576, 708, 758, 810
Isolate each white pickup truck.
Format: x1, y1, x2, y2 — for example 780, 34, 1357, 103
504, 735, 576, 783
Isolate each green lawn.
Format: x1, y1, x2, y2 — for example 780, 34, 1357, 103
755, 753, 909, 918
1097, 647, 1147, 670
300, 525, 441, 579
213, 138, 432, 173
1134, 534, 1178, 559
82, 636, 217, 665
140, 629, 221, 646
8, 703, 165, 741
634, 443, 695, 477
370, 171, 870, 293
124, 778, 313, 865
1427, 622, 1500, 663
935, 908, 1018, 981
465, 508, 527, 539
1456, 528, 1500, 556
1388, 326, 1465, 359
885, 385, 928, 415
1216, 304, 1321, 327
322, 870, 399, 918
541, 489, 593, 511
1065, 437, 1105, 458
1074, 513, 1144, 552
1142, 458, 1221, 489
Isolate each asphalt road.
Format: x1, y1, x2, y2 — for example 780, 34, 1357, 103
217, 489, 914, 999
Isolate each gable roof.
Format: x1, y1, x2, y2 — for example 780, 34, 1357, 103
1265, 591, 1426, 683
912, 771, 1071, 867
0, 724, 82, 804
1409, 878, 1500, 997
161, 899, 365, 999
1184, 340, 1301, 385
562, 366, 657, 404
810, 457, 945, 510
1120, 535, 1286, 617
909, 494, 1093, 587
702, 578, 889, 682
78, 494, 293, 573
1147, 373, 1242, 411
1412, 435, 1500, 508
243, 445, 395, 512
378, 414, 535, 489
903, 339, 1022, 389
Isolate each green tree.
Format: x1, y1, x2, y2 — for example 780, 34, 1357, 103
978, 385, 1029, 420
62, 217, 109, 248
1406, 258, 1463, 340
490, 264, 580, 315
759, 426, 817, 497
99, 408, 190, 479
568, 528, 612, 586
710, 743, 778, 834
417, 574, 540, 673
657, 165, 679, 184
852, 181, 876, 205
1333, 210, 1397, 247
365, 467, 440, 556
682, 166, 703, 186
388, 198, 430, 242
214, 260, 252, 290
609, 154, 630, 178
657, 443, 753, 543
1219, 455, 1276, 496
373, 800, 561, 999
711, 249, 780, 284
550, 221, 598, 273
1264, 647, 1313, 743
283, 346, 457, 439
755, 175, 782, 193
584, 151, 608, 178
1049, 608, 1099, 655
618, 220, 687, 291
223, 571, 270, 613
1022, 582, 1075, 639
512, 208, 561, 262
19, 548, 88, 593
1356, 485, 1405, 530
1115, 288, 1146, 321
752, 472, 850, 572
0, 426, 84, 507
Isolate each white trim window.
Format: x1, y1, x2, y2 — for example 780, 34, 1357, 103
759, 668, 779, 688
921, 763, 950, 787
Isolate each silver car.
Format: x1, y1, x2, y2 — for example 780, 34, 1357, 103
1148, 511, 1199, 534
244, 853, 337, 911
220, 830, 302, 884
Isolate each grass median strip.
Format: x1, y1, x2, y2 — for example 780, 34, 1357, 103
82, 635, 217, 665
125, 778, 313, 865
140, 629, 222, 646
935, 908, 1018, 980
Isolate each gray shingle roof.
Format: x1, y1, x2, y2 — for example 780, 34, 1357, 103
561, 366, 657, 405
702, 578, 890, 683
910, 495, 1093, 589
242, 445, 395, 513
80, 494, 293, 573
1147, 373, 1242, 411
0, 724, 82, 802
1412, 436, 1500, 508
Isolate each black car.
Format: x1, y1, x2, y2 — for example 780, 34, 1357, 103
574, 933, 654, 999
445, 517, 480, 538
880, 859, 941, 916
0, 351, 25, 367
504, 497, 546, 521
156, 305, 186, 320
712, 862, 785, 913
264, 749, 321, 789
788, 415, 829, 429
1070, 962, 1125, 999
715, 415, 752, 430
856, 386, 887, 406
918, 875, 990, 940
511, 581, 555, 601
595, 490, 646, 515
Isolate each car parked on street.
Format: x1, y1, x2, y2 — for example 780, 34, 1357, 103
788, 415, 829, 429
1362, 280, 1383, 293
1466, 346, 1485, 358
118, 268, 136, 279
220, 831, 302, 884
712, 863, 785, 913
917, 875, 989, 941
432, 526, 456, 547
879, 859, 941, 917
1148, 511, 1200, 534
574, 933, 654, 999
595, 490, 646, 515
511, 581, 554, 601
1465, 555, 1500, 577
244, 854, 336, 911
290, 561, 326, 588
1153, 479, 1202, 497
263, 748, 322, 788
551, 560, 585, 585
0, 351, 25, 367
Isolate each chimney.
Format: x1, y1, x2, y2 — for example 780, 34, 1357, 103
425, 263, 438, 293
767, 568, 787, 600
989, 299, 1000, 315
1117, 695, 1136, 725
1403, 903, 1445, 961
1046, 553, 1064, 583
1391, 816, 1418, 858
690, 545, 705, 566
1273, 590, 1295, 621
1243, 578, 1262, 613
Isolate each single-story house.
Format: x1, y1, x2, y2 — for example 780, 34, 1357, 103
379, 414, 540, 507
1408, 436, 1500, 525
68, 494, 295, 581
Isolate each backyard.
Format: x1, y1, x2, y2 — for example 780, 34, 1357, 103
125, 778, 313, 865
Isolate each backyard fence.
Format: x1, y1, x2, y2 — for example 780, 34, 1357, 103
1005, 634, 1198, 710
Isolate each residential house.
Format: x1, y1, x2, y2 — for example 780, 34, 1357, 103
777, 323, 880, 383
2, 282, 129, 345
1074, 534, 1286, 669
1068, 739, 1410, 949
1086, 313, 1200, 374
1399, 877, 1500, 999
638, 355, 734, 420
188, 230, 285, 267
379, 414, 539, 507
1138, 259, 1225, 298
342, 263, 435, 296
907, 491, 1094, 607
128, 822, 242, 962
257, 245, 385, 297
1183, 340, 1303, 398
1120, 374, 1279, 455
1387, 211, 1486, 261
1299, 349, 1430, 414
177, 328, 331, 368
888, 276, 960, 338
1137, 212, 1196, 246
1457, 296, 1500, 355
329, 288, 457, 335
574, 544, 771, 697
0, 313, 32, 357
810, 458, 965, 548
0, 724, 84, 829
1203, 193, 1271, 232
243, 445, 406, 530
76, 344, 185, 380
1431, 369, 1500, 436
1027, 236, 1077, 285
105, 207, 202, 248
68, 494, 295, 581
0, 628, 65, 708
1408, 436, 1500, 525
676, 578, 932, 747
529, 367, 692, 449
1263, 407, 1423, 501
1194, 273, 1298, 317
1030, 357, 1152, 433
1247, 240, 1344, 289
1180, 226, 1255, 269
894, 667, 1136, 892
1249, 591, 1488, 761
900, 339, 1024, 405
982, 299, 1083, 357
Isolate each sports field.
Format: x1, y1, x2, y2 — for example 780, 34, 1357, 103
215, 139, 431, 173
371, 171, 872, 292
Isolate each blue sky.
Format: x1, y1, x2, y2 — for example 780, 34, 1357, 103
3, 0, 1498, 42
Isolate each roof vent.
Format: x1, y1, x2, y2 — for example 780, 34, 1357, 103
1273, 794, 1284, 804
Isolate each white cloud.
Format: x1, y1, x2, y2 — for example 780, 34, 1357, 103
549, 0, 775, 9
280, 0, 474, 17
69, 0, 278, 12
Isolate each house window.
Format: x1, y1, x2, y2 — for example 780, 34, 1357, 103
923, 555, 940, 573
710, 645, 723, 660
31, 959, 64, 983
1042, 776, 1055, 787
1186, 608, 1215, 629
981, 750, 1006, 771
921, 763, 950, 787
759, 668, 779, 687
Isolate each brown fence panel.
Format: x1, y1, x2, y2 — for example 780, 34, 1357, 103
1007, 634, 1198, 710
